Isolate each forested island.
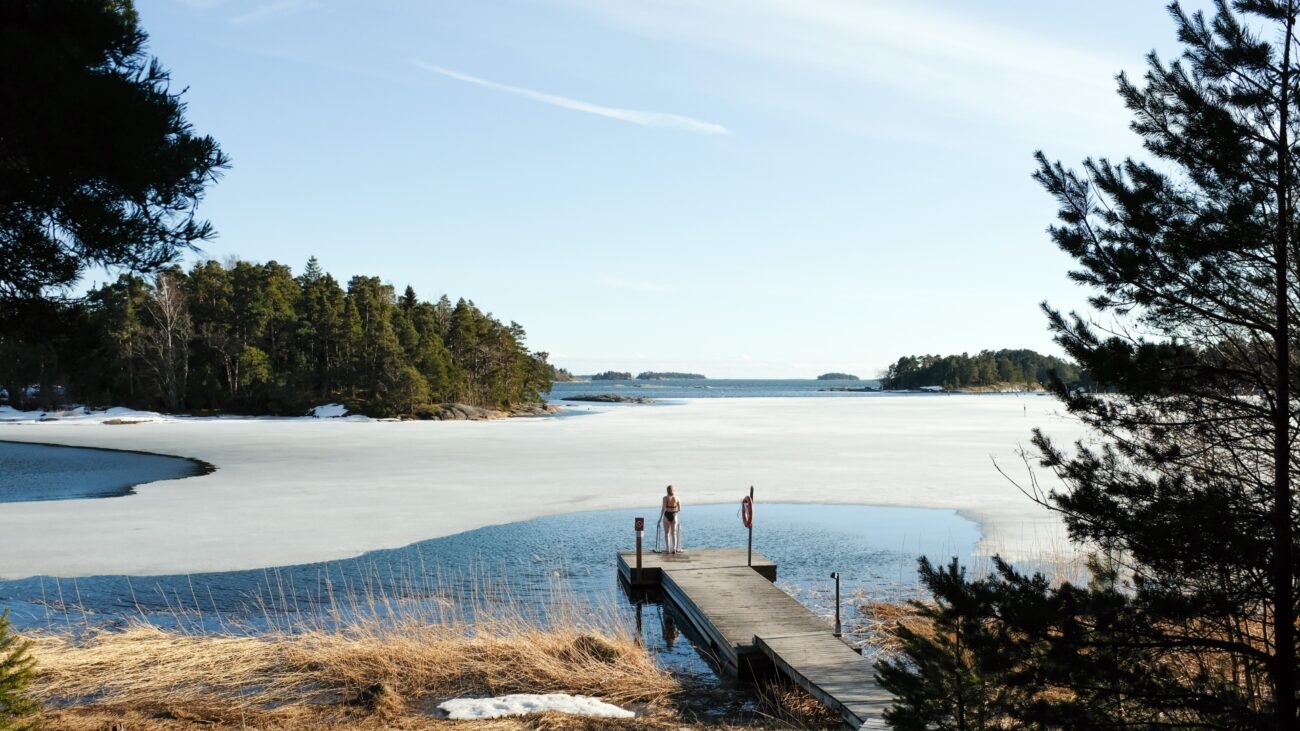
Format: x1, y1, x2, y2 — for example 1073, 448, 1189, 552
881, 349, 1084, 391
588, 371, 707, 380
551, 367, 578, 382
0, 257, 554, 418
816, 372, 859, 380
590, 371, 632, 381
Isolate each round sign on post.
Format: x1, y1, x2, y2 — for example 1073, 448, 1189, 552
744, 486, 754, 567
634, 516, 645, 534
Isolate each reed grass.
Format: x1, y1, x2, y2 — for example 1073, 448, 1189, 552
849, 543, 1089, 660
28, 616, 675, 727
18, 564, 841, 729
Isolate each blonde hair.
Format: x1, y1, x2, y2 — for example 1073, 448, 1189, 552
666, 485, 675, 496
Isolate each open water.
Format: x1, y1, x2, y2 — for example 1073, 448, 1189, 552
0, 479, 976, 676
546, 378, 886, 400
0, 440, 205, 502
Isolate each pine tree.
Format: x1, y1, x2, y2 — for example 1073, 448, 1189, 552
0, 0, 227, 331
0, 610, 37, 731
884, 2, 1300, 728
877, 560, 1002, 731
1032, 1, 1299, 723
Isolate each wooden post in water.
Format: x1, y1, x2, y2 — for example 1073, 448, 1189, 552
634, 516, 645, 583
747, 486, 754, 567
831, 571, 842, 637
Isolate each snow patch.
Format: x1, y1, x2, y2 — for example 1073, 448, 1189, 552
438, 693, 633, 720
0, 406, 167, 424
308, 403, 349, 419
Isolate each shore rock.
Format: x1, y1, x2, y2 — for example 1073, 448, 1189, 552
412, 402, 563, 420
428, 403, 496, 421
510, 403, 562, 417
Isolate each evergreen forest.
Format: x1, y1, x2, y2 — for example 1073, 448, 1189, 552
589, 371, 632, 381
0, 257, 555, 418
881, 348, 1083, 390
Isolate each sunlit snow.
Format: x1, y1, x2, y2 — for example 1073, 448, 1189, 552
438, 693, 633, 720
0, 395, 1087, 578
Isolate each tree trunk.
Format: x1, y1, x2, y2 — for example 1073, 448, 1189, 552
1273, 10, 1297, 728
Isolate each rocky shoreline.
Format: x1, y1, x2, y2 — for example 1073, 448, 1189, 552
408, 402, 564, 421
562, 394, 656, 404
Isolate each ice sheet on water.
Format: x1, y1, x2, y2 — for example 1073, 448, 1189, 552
0, 395, 1083, 577
438, 693, 633, 720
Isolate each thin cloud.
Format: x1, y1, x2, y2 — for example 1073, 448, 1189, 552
564, 0, 1132, 148
412, 61, 730, 135
229, 0, 318, 26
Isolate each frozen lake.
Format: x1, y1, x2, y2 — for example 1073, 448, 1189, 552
0, 394, 1086, 579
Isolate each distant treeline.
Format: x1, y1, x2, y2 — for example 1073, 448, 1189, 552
882, 349, 1085, 390
590, 371, 632, 381
588, 371, 708, 380
0, 257, 554, 418
817, 372, 859, 381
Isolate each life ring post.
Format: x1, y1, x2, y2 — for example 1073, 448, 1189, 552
746, 486, 754, 567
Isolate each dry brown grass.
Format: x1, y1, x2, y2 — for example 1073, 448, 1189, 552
854, 600, 930, 658
751, 680, 841, 730
26, 609, 684, 730
40, 709, 779, 730
23, 610, 839, 730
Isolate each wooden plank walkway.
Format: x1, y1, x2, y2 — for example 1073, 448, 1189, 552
617, 548, 891, 729
755, 633, 892, 729
617, 547, 777, 586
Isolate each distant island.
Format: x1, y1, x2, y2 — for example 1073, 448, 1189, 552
816, 373, 859, 381
881, 348, 1085, 391
562, 393, 654, 404
636, 372, 706, 380
590, 371, 633, 381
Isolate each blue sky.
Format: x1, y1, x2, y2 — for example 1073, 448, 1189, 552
131, 0, 1193, 377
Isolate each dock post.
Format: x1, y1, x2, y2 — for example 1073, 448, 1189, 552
831, 571, 842, 637
634, 517, 645, 584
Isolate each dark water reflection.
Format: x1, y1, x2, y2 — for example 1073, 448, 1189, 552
0, 503, 978, 678
0, 441, 206, 502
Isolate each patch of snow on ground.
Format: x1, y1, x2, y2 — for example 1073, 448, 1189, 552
438, 693, 633, 720
0, 406, 167, 424
0, 404, 371, 424
308, 403, 348, 418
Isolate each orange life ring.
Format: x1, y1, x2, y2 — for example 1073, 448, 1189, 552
741, 495, 753, 528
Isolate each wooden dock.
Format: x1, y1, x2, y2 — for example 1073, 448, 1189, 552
617, 548, 892, 729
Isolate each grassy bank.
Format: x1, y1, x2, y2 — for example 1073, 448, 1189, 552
20, 611, 841, 730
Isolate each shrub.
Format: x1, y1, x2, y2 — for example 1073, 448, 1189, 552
0, 609, 38, 730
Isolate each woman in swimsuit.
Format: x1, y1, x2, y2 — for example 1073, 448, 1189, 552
660, 485, 682, 554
